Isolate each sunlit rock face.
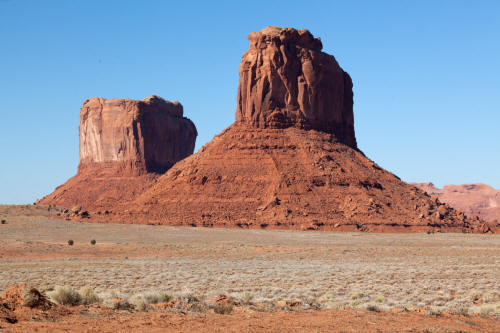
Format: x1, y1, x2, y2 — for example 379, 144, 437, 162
39, 95, 197, 210
79, 95, 197, 174
236, 26, 356, 148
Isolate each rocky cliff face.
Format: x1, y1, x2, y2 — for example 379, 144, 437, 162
79, 95, 197, 174
88, 27, 489, 233
412, 182, 500, 225
236, 26, 356, 148
39, 95, 197, 209
40, 27, 493, 234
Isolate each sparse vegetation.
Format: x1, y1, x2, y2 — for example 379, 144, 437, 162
102, 297, 129, 310
0, 217, 498, 317
241, 292, 253, 303
213, 303, 233, 314
1, 219, 6, 224
475, 303, 500, 315
455, 305, 469, 315
128, 292, 173, 311
350, 292, 368, 300
90, 239, 96, 245
79, 287, 100, 305
48, 286, 81, 305
67, 239, 74, 246
365, 304, 379, 312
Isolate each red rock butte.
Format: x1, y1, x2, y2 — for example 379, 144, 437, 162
413, 182, 500, 228
39, 95, 197, 209
41, 27, 493, 233
236, 26, 356, 148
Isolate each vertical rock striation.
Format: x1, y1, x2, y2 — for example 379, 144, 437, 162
111, 26, 489, 233
39, 95, 197, 210
236, 26, 356, 148
79, 95, 197, 174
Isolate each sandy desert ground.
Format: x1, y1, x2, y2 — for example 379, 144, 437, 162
1, 204, 499, 332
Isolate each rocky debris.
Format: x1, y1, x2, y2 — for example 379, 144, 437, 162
412, 182, 500, 228
39, 95, 197, 211
120, 123, 486, 233
1, 284, 53, 311
236, 26, 356, 148
0, 284, 57, 326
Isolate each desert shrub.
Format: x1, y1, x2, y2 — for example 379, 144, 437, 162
213, 303, 233, 314
144, 292, 173, 304
48, 286, 81, 305
374, 295, 386, 303
180, 294, 199, 304
128, 296, 149, 311
102, 298, 129, 310
90, 239, 96, 245
128, 292, 173, 311
455, 305, 469, 315
469, 292, 481, 302
319, 291, 335, 301
241, 292, 253, 303
21, 287, 45, 308
349, 299, 364, 307
477, 304, 500, 315
350, 292, 368, 300
323, 301, 343, 309
365, 304, 379, 312
79, 287, 100, 305
1, 219, 6, 224
67, 240, 74, 246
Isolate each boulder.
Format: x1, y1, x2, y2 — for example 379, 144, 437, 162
1, 284, 52, 310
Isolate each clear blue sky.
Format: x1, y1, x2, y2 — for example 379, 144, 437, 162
1, 0, 499, 204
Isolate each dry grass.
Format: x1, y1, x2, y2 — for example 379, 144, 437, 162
0, 205, 499, 314
48, 286, 81, 305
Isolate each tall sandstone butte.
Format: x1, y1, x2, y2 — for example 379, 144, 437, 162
101, 26, 491, 233
39, 95, 197, 210
236, 26, 356, 148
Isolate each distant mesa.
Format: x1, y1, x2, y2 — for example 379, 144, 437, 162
39, 95, 197, 209
41, 26, 494, 234
79, 95, 196, 174
412, 182, 500, 227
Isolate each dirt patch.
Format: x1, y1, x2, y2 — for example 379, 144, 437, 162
1, 306, 499, 332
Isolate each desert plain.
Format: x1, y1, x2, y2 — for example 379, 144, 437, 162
1, 25, 499, 332
1, 204, 499, 332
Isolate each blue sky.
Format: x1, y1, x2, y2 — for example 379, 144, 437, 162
0, 0, 499, 204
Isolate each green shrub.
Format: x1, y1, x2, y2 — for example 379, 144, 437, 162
67, 240, 74, 246
1, 219, 6, 224
90, 239, 96, 245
